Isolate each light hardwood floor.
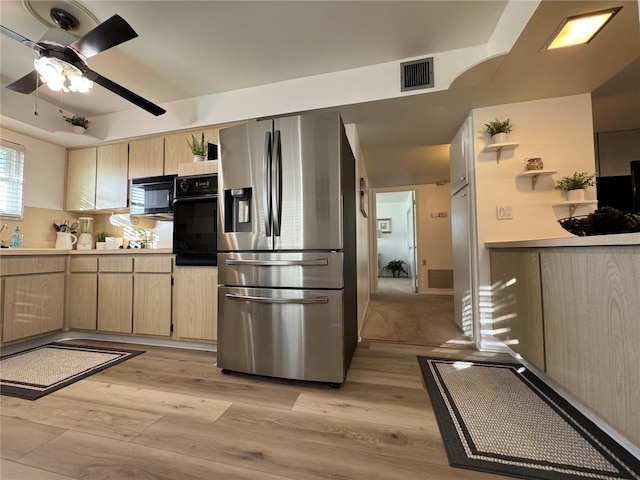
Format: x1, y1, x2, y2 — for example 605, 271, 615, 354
1, 339, 514, 480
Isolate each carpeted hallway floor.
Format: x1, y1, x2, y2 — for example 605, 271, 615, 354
360, 278, 474, 348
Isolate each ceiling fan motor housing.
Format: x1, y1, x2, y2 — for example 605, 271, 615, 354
49, 7, 79, 31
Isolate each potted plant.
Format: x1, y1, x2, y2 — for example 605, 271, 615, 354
187, 133, 206, 162
382, 259, 408, 278
64, 115, 90, 134
484, 118, 512, 144
95, 231, 111, 250
555, 172, 595, 202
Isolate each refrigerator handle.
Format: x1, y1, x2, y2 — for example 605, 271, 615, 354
263, 131, 272, 237
226, 258, 330, 267
225, 293, 329, 305
272, 129, 282, 236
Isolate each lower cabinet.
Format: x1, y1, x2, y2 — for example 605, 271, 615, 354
173, 266, 217, 341
133, 256, 173, 336
68, 257, 98, 330
3, 273, 65, 342
98, 273, 134, 333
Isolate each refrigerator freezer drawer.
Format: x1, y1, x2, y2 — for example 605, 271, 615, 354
217, 286, 345, 383
218, 251, 343, 289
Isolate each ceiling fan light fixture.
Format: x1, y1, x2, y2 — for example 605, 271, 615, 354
543, 7, 622, 51
33, 56, 93, 93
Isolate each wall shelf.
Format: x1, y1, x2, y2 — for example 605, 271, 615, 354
480, 142, 519, 163
552, 200, 598, 216
516, 169, 557, 190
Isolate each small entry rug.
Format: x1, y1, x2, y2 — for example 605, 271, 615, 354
1, 343, 144, 400
418, 357, 640, 480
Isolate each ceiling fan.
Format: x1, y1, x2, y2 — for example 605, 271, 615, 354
1, 8, 166, 116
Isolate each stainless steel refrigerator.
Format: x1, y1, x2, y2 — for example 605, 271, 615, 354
216, 111, 357, 386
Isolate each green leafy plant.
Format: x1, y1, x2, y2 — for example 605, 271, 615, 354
95, 231, 112, 242
186, 133, 206, 156
382, 259, 408, 278
484, 118, 512, 136
63, 115, 90, 129
555, 172, 595, 191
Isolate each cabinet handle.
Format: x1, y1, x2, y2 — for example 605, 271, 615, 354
226, 258, 329, 267
225, 293, 329, 304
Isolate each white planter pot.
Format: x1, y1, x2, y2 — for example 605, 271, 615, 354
73, 126, 86, 134
567, 189, 586, 202
193, 155, 205, 163
491, 132, 507, 144
96, 242, 106, 250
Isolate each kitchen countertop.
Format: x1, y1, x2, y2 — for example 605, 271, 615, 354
486, 232, 640, 248
1, 248, 173, 256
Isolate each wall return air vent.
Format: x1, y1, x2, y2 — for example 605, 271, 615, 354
401, 57, 434, 91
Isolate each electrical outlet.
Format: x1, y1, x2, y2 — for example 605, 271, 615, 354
496, 206, 513, 220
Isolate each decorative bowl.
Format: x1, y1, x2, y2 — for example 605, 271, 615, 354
558, 212, 640, 236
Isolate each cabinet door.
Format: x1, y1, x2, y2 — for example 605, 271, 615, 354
133, 274, 172, 336
68, 273, 98, 330
96, 143, 129, 210
66, 147, 96, 211
98, 274, 133, 333
173, 267, 217, 340
489, 250, 544, 371
451, 185, 472, 333
129, 137, 164, 178
450, 115, 472, 195
164, 132, 194, 175
3, 273, 65, 342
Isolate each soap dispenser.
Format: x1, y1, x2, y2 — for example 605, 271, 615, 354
10, 226, 23, 248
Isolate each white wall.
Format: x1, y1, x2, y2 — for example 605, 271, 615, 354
471, 94, 597, 349
1, 128, 66, 210
417, 183, 453, 293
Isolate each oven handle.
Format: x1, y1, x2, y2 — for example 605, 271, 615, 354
225, 293, 329, 305
173, 195, 217, 204
225, 258, 329, 267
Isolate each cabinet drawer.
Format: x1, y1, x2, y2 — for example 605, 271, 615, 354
99, 256, 133, 272
134, 256, 173, 273
1, 257, 66, 276
70, 257, 98, 272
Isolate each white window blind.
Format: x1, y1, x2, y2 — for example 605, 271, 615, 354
0, 140, 25, 218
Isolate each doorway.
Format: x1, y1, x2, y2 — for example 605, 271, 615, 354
375, 190, 417, 294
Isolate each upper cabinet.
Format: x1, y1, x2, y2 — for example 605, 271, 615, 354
129, 137, 165, 179
66, 147, 97, 211
164, 132, 196, 175
96, 143, 129, 210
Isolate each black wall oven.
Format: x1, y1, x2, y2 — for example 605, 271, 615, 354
173, 174, 218, 266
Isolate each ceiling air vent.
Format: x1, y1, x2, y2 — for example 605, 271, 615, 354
401, 57, 434, 92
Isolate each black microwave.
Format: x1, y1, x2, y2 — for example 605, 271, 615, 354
130, 174, 177, 219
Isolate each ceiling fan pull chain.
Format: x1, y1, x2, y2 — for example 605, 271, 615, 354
34, 75, 39, 116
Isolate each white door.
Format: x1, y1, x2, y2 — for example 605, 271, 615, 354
406, 192, 418, 292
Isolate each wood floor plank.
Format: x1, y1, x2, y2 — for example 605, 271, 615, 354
1, 395, 161, 441
131, 413, 508, 480
17, 430, 290, 480
346, 365, 423, 389
211, 403, 450, 466
54, 381, 233, 422
0, 416, 65, 461
0, 459, 77, 480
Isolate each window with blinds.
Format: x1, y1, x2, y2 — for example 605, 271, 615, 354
0, 140, 25, 218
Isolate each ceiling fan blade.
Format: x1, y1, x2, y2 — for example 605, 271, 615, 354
6, 70, 40, 94
0, 24, 45, 53
84, 69, 166, 116
69, 14, 138, 59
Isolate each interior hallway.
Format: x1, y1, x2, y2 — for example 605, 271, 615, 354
360, 278, 474, 348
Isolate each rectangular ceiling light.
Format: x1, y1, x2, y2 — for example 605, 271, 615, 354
543, 7, 622, 51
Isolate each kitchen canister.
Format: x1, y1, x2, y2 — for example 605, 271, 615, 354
524, 157, 544, 171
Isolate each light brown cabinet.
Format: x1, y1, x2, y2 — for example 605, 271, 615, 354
133, 256, 173, 336
1, 256, 66, 343
172, 265, 217, 341
97, 256, 134, 333
66, 143, 128, 212
66, 147, 97, 211
96, 143, 129, 210
489, 250, 545, 371
129, 137, 165, 179
68, 257, 98, 330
